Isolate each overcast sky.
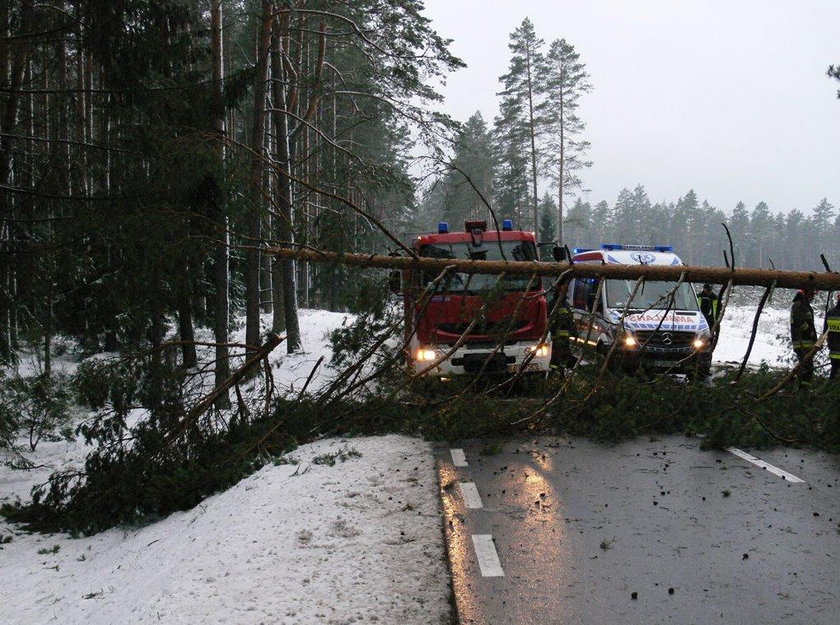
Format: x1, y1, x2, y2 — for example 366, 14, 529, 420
421, 0, 840, 216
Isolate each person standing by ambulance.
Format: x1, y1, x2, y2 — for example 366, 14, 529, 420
824, 292, 840, 379
548, 278, 576, 371
698, 283, 719, 330
790, 288, 818, 384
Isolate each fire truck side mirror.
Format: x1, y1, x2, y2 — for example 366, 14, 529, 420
388, 270, 402, 294
552, 246, 568, 262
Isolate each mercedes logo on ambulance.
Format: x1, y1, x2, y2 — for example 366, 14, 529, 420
661, 332, 673, 345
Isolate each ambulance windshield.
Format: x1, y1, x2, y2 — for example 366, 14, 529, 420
605, 279, 699, 311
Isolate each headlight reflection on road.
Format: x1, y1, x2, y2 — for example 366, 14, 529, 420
438, 463, 485, 623
505, 451, 576, 622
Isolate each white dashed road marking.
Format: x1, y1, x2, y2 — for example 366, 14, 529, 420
451, 448, 468, 467
459, 482, 483, 509
727, 447, 805, 483
472, 534, 505, 577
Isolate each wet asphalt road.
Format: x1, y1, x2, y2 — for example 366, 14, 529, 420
438, 435, 840, 625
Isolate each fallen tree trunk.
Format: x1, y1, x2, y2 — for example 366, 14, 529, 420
266, 247, 840, 291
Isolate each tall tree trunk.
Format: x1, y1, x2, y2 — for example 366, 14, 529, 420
261, 233, 272, 313
245, 0, 273, 352
177, 286, 197, 368
525, 46, 539, 234
274, 9, 301, 352
557, 91, 565, 244
270, 20, 286, 334
0, 0, 33, 362
210, 0, 230, 407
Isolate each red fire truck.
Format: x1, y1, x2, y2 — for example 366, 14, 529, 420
393, 219, 552, 377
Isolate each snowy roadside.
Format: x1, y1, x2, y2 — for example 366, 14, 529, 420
0, 435, 450, 625
0, 309, 456, 625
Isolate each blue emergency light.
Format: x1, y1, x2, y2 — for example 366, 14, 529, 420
502, 219, 513, 231
438, 222, 449, 234
599, 243, 673, 252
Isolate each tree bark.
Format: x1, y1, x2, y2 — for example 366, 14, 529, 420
177, 285, 198, 369
210, 0, 230, 407
245, 0, 274, 352
267, 247, 840, 291
0, 0, 33, 362
269, 14, 286, 334
272, 8, 301, 352
525, 45, 539, 234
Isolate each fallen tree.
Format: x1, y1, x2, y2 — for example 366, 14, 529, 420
266, 247, 840, 291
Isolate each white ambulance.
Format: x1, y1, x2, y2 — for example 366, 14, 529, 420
567, 244, 712, 376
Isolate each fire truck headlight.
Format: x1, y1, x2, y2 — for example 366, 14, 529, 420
526, 343, 550, 358
416, 348, 440, 362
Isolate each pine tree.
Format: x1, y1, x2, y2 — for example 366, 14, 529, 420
495, 18, 545, 233
728, 201, 750, 267
538, 194, 557, 246
439, 112, 496, 226
748, 201, 773, 268
612, 185, 650, 243
539, 38, 592, 243
565, 197, 591, 247
591, 200, 611, 244
811, 198, 835, 262
829, 63, 840, 97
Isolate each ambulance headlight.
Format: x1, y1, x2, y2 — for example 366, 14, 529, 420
525, 343, 550, 358
622, 332, 638, 348
416, 348, 440, 362
692, 329, 711, 350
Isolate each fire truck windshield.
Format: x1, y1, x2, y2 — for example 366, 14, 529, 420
605, 279, 699, 311
419, 240, 538, 293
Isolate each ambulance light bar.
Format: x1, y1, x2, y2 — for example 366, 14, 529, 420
600, 243, 673, 253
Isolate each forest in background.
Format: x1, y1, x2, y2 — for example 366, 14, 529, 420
419, 17, 840, 272
1, 1, 838, 384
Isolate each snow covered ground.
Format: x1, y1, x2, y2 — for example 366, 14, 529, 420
713, 301, 792, 367
0, 436, 449, 625
1, 310, 455, 625
0, 301, 817, 625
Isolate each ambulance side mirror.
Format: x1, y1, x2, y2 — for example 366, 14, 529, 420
552, 246, 568, 262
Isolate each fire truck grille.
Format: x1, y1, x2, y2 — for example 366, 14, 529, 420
634, 330, 695, 348
437, 320, 529, 337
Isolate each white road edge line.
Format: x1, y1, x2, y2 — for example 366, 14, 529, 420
472, 534, 505, 577
726, 447, 805, 483
450, 448, 468, 467
459, 482, 483, 509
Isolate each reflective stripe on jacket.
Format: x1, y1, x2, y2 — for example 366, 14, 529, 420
825, 304, 840, 359
698, 292, 719, 323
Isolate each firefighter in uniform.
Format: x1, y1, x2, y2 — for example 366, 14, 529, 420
549, 281, 576, 371
698, 283, 719, 329
824, 293, 840, 379
790, 288, 817, 384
